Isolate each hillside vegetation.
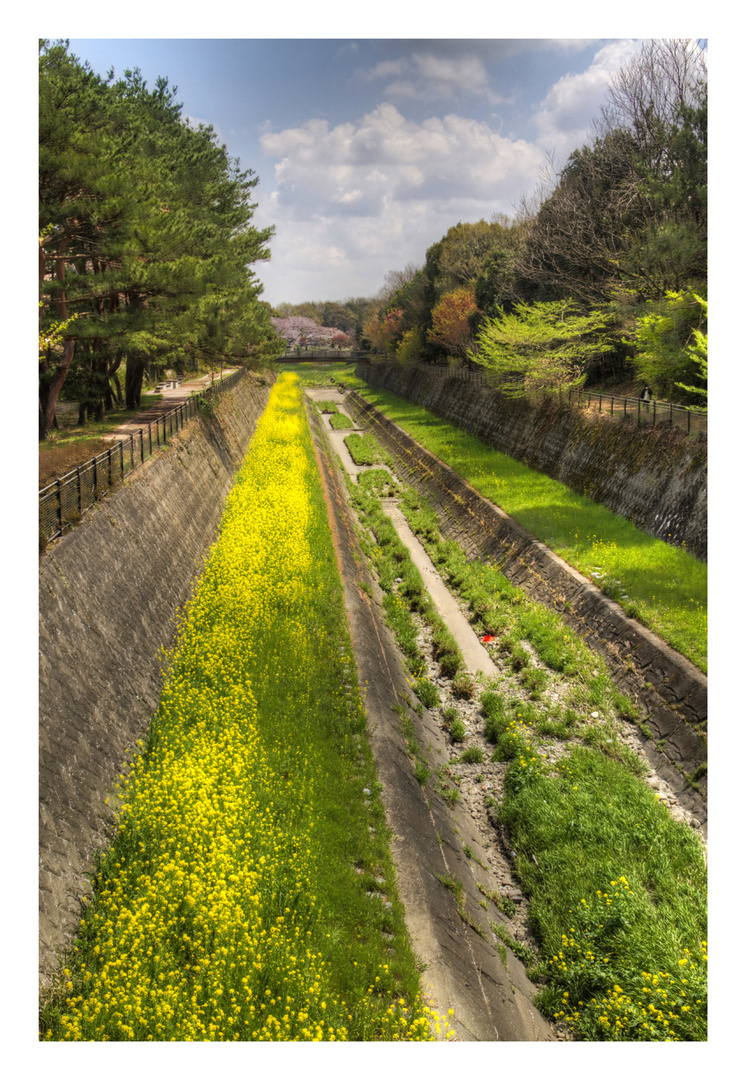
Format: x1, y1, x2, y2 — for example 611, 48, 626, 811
277, 41, 707, 409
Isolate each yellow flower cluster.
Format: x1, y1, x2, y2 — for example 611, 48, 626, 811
550, 881, 707, 1041
46, 376, 441, 1042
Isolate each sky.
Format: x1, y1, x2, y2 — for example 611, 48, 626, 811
61, 34, 659, 308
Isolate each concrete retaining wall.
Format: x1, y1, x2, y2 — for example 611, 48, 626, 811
345, 390, 707, 834
356, 363, 707, 561
38, 370, 274, 985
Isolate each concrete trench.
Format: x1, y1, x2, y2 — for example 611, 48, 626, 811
306, 388, 555, 1041
342, 388, 707, 835
305, 384, 708, 1039
38, 372, 704, 1042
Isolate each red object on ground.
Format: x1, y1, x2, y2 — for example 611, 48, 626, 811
482, 634, 495, 643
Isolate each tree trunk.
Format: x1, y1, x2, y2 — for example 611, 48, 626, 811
106, 356, 123, 408
125, 356, 146, 410
39, 240, 76, 440
39, 338, 75, 440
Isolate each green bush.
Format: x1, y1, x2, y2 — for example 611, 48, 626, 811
481, 691, 508, 743
452, 672, 475, 700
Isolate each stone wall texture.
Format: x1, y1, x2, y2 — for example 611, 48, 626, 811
38, 371, 273, 985
345, 389, 707, 835
356, 363, 707, 561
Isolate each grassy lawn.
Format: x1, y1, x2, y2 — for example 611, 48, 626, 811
290, 361, 359, 388
41, 375, 445, 1042
352, 386, 707, 673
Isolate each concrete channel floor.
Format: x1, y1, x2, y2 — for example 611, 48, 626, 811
305, 386, 554, 1042
308, 389, 496, 677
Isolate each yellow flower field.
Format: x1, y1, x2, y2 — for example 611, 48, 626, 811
43, 374, 442, 1042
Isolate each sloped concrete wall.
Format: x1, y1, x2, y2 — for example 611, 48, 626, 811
345, 391, 707, 834
357, 363, 707, 561
38, 371, 273, 985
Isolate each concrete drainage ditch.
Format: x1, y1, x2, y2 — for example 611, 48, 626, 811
305, 385, 706, 1042
306, 389, 555, 1041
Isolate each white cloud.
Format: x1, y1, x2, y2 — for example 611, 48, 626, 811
531, 39, 643, 161
254, 102, 543, 303
254, 41, 646, 304
261, 103, 542, 219
359, 50, 508, 106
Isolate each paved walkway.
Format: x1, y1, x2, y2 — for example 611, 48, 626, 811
306, 388, 497, 679
104, 371, 239, 440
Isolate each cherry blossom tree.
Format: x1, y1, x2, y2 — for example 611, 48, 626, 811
271, 316, 340, 350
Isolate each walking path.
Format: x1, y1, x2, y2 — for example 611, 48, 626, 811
104, 370, 239, 440
308, 388, 497, 679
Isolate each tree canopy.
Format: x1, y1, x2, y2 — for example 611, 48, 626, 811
357, 39, 706, 403
471, 301, 614, 394
39, 40, 280, 438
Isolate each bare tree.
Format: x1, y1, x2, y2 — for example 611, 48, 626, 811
515, 39, 707, 305
377, 263, 421, 302
597, 39, 707, 168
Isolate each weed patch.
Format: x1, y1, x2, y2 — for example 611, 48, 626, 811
344, 432, 387, 466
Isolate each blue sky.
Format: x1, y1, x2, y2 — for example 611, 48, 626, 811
62, 34, 665, 307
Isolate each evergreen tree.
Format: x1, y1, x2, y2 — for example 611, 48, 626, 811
39, 40, 278, 434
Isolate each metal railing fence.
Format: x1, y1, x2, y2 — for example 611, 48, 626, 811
39, 369, 246, 546
563, 387, 707, 436
357, 360, 707, 437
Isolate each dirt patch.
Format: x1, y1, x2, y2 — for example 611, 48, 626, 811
39, 438, 112, 487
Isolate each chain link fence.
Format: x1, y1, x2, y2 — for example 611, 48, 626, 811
40, 369, 246, 547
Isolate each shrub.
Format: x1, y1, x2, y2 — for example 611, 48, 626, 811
482, 690, 516, 743
452, 672, 475, 700
449, 719, 466, 743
